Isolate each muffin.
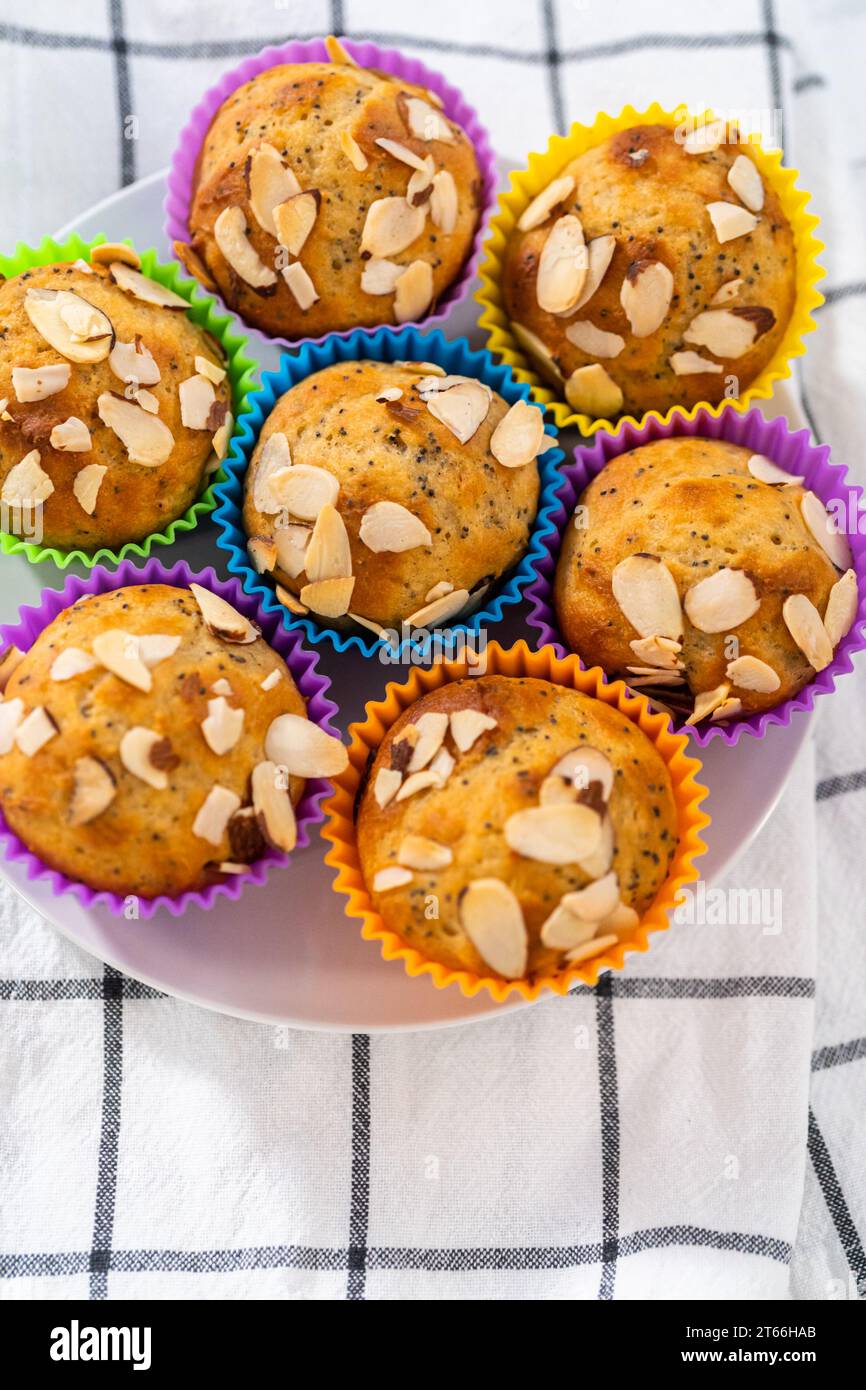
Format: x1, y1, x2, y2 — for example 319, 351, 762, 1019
0, 582, 347, 898
0, 248, 232, 551
502, 121, 796, 419
554, 437, 858, 724
355, 674, 678, 981
177, 38, 482, 339
242, 358, 548, 633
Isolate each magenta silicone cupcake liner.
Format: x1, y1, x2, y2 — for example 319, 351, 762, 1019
525, 404, 866, 747
164, 35, 497, 350
0, 557, 341, 917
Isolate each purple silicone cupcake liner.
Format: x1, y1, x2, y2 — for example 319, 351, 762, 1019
0, 557, 341, 917
164, 35, 497, 350
525, 404, 866, 747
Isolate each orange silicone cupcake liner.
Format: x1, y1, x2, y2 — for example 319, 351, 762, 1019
322, 639, 710, 1003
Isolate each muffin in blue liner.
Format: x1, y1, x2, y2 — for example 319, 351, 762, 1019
212, 326, 565, 661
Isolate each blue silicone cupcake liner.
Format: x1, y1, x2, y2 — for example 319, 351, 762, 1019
213, 326, 565, 661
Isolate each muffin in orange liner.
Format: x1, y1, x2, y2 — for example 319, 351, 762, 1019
322, 639, 710, 1003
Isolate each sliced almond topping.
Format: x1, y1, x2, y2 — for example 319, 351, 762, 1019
599, 901, 640, 937
69, 756, 116, 826
260, 669, 282, 693
565, 318, 626, 361
282, 261, 319, 311
350, 611, 386, 636
0, 698, 24, 753
201, 696, 245, 755
194, 355, 226, 386
374, 766, 403, 808
109, 338, 160, 387
684, 306, 773, 359
72, 464, 107, 516
682, 119, 726, 154
406, 588, 469, 627
214, 206, 278, 289
305, 503, 353, 581
727, 153, 764, 212
15, 707, 58, 757
138, 634, 182, 668
275, 525, 311, 580
361, 258, 404, 295
710, 278, 744, 305
686, 682, 732, 725
555, 747, 614, 802
629, 635, 683, 670
92, 629, 152, 691
251, 760, 297, 853
540, 902, 596, 951
562, 871, 620, 923
300, 575, 355, 620
264, 711, 349, 778
707, 200, 759, 244
340, 128, 368, 171
91, 242, 141, 269
325, 33, 359, 65
612, 554, 683, 640
119, 726, 175, 789
189, 584, 259, 645
134, 388, 159, 414
518, 174, 575, 233
212, 410, 234, 461
395, 769, 442, 801
536, 214, 587, 315
193, 784, 242, 845
430, 170, 458, 233
109, 261, 188, 308
415, 372, 491, 400
406, 160, 435, 208
669, 351, 724, 376
374, 137, 430, 171
572, 234, 617, 312
564, 933, 618, 966
0, 646, 24, 692
253, 431, 292, 513
359, 499, 431, 554
11, 363, 71, 402
429, 745, 455, 784
711, 696, 743, 721
626, 672, 687, 688
564, 364, 623, 418
505, 802, 602, 865
801, 491, 852, 570
511, 321, 564, 383
459, 878, 527, 978
73, 258, 94, 274
539, 774, 577, 806
248, 536, 277, 573
824, 569, 858, 648
620, 260, 674, 337
726, 654, 781, 693
397, 834, 453, 870
173, 240, 218, 292
449, 708, 497, 753
684, 567, 760, 633
373, 865, 413, 892
178, 374, 216, 430
400, 94, 454, 143
24, 288, 113, 363
275, 585, 309, 616
425, 379, 490, 443
376, 387, 403, 403
407, 712, 449, 773
97, 393, 174, 466
246, 143, 302, 236
783, 593, 834, 671
2, 450, 55, 505
360, 197, 426, 258
747, 453, 801, 485
273, 190, 321, 256
394, 260, 434, 323
425, 580, 454, 603
272, 463, 339, 520
489, 400, 544, 468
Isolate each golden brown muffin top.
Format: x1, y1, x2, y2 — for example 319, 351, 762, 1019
0, 253, 231, 550
182, 53, 482, 339
356, 675, 678, 980
242, 359, 546, 632
554, 437, 856, 724
503, 122, 796, 419
0, 583, 347, 898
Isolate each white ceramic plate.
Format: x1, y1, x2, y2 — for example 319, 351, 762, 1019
0, 169, 814, 1032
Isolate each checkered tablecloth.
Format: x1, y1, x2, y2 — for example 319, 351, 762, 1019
1, 0, 864, 1301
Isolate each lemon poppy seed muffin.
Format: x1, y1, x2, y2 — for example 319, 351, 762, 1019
554, 437, 858, 724
356, 675, 678, 981
0, 583, 348, 898
242, 359, 548, 633
0, 251, 232, 551
502, 122, 796, 419
179, 41, 482, 340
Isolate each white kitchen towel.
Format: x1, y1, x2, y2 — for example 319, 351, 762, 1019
0, 0, 864, 1301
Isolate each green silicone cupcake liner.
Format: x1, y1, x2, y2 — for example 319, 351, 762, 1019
0, 232, 258, 569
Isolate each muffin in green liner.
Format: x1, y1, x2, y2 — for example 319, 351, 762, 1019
0, 233, 257, 568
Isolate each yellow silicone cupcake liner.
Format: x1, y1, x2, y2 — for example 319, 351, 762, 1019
322, 639, 711, 1004
477, 102, 825, 436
